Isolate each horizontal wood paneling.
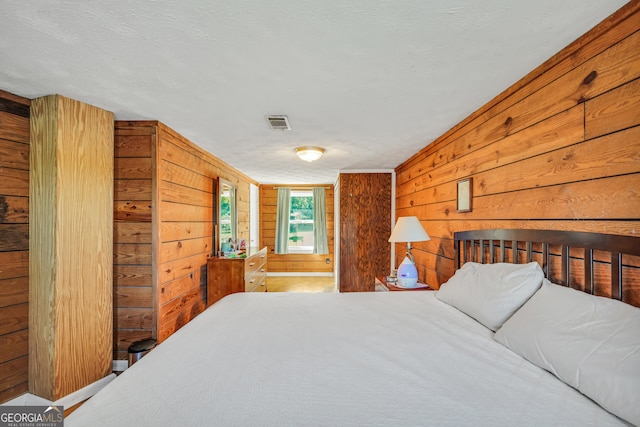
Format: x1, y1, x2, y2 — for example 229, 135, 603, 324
160, 221, 213, 242
0, 277, 28, 308
0, 196, 29, 224
0, 357, 27, 400
114, 157, 152, 180
0, 90, 29, 403
0, 251, 27, 280
160, 161, 214, 192
161, 181, 214, 207
114, 201, 152, 222
0, 110, 29, 143
1, 168, 28, 197
396, 105, 585, 198
114, 179, 152, 200
115, 286, 153, 308
114, 222, 152, 244
0, 330, 28, 365
159, 274, 200, 306
585, 77, 640, 138
114, 265, 153, 287
395, 3, 640, 289
159, 237, 212, 262
160, 201, 214, 222
113, 122, 155, 360
114, 243, 152, 265
0, 138, 29, 169
0, 304, 27, 335
115, 308, 154, 330
259, 185, 334, 273
115, 121, 257, 353
155, 131, 212, 342
0, 224, 28, 251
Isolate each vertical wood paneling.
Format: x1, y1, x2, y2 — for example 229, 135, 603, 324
259, 185, 335, 273
395, 3, 640, 289
29, 95, 113, 401
339, 173, 391, 292
0, 90, 30, 403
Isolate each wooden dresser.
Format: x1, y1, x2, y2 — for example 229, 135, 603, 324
206, 247, 268, 307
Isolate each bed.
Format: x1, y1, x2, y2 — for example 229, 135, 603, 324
67, 229, 640, 426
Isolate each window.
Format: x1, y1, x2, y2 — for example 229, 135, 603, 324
288, 190, 314, 254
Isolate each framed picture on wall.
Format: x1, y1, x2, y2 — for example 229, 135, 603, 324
457, 178, 472, 213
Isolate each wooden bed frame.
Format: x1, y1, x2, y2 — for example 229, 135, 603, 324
454, 229, 640, 308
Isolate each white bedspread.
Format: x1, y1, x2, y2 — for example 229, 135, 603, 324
67, 292, 629, 426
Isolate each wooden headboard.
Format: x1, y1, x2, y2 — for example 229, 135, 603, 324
454, 229, 640, 308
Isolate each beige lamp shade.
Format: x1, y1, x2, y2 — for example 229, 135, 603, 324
388, 216, 430, 243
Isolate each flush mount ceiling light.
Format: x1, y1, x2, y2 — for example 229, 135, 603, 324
295, 146, 325, 162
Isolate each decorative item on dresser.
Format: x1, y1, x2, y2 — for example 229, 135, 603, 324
206, 247, 268, 306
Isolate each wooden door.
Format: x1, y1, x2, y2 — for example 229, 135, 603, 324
339, 173, 392, 292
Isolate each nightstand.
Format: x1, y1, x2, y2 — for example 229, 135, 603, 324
375, 276, 434, 292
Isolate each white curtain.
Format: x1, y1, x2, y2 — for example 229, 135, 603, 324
313, 187, 329, 254
275, 188, 291, 254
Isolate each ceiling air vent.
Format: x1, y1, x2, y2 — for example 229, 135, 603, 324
267, 115, 291, 130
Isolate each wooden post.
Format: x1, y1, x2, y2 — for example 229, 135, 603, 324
29, 95, 113, 400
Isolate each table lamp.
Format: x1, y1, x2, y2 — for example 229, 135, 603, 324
388, 216, 430, 287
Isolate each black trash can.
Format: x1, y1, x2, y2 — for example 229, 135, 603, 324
128, 338, 157, 367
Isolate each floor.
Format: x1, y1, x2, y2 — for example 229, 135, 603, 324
266, 276, 336, 293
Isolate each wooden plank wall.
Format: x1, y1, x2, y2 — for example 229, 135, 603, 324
394, 2, 640, 289
155, 123, 228, 342
260, 185, 334, 273
113, 122, 155, 360
0, 90, 30, 403
114, 121, 256, 357
339, 173, 392, 292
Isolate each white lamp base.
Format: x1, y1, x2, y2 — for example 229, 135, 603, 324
397, 256, 418, 288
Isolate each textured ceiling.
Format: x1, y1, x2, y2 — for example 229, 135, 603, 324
0, 1, 628, 184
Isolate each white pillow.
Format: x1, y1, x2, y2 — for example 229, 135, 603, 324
435, 262, 543, 331
495, 280, 640, 426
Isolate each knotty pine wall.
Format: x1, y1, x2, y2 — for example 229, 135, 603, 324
395, 2, 640, 289
114, 121, 256, 359
260, 185, 334, 273
0, 90, 30, 403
